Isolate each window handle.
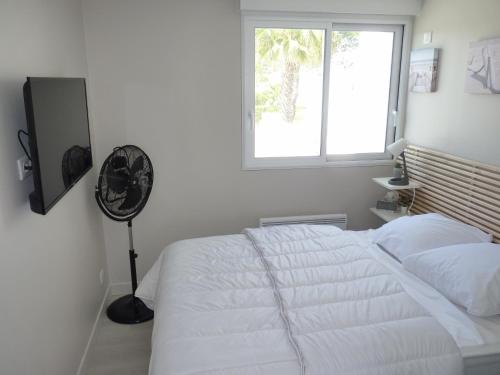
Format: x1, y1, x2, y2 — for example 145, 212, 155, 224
248, 111, 255, 132
392, 110, 399, 128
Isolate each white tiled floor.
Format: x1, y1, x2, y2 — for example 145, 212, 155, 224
86, 297, 153, 375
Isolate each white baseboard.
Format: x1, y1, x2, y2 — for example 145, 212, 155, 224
76, 285, 110, 375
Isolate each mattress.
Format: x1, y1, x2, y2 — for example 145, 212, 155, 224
137, 225, 467, 375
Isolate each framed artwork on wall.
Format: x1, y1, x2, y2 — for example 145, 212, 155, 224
409, 48, 439, 93
466, 38, 500, 94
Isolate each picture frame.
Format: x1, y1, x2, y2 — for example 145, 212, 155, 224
409, 48, 440, 93
465, 38, 500, 94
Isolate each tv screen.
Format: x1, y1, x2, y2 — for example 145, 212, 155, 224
23, 77, 92, 214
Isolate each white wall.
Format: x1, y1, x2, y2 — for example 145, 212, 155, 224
240, 0, 422, 15
405, 0, 500, 165
0, 1, 108, 374
83, 0, 391, 284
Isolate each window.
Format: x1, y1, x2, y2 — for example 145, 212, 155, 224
243, 17, 406, 169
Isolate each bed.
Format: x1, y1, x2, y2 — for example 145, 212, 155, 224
137, 146, 500, 375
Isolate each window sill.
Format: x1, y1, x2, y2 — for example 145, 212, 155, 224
242, 159, 394, 171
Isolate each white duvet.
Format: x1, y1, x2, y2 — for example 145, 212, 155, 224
137, 225, 463, 375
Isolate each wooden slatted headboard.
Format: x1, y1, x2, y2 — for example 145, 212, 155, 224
400, 145, 500, 244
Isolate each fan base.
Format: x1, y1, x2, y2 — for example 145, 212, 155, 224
106, 294, 153, 324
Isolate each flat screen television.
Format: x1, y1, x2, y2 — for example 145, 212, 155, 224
23, 77, 93, 215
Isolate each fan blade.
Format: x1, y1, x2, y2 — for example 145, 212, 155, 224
110, 155, 128, 169
118, 185, 142, 210
105, 155, 131, 194
130, 156, 144, 175
105, 169, 129, 194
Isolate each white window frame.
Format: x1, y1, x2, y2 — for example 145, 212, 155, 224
242, 13, 413, 170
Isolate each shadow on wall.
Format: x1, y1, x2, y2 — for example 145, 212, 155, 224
0, 78, 39, 226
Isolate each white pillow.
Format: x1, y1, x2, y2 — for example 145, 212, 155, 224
371, 213, 492, 261
403, 243, 500, 317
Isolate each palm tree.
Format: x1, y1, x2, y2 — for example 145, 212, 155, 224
256, 28, 323, 122
256, 29, 359, 123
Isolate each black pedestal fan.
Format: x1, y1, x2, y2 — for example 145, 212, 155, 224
95, 145, 154, 324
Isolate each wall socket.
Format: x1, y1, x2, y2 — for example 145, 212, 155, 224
17, 155, 32, 181
99, 268, 104, 285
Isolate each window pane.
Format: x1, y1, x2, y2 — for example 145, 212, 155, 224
327, 31, 394, 155
254, 28, 325, 158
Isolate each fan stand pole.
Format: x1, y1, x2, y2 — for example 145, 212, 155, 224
128, 220, 138, 293
105, 220, 154, 324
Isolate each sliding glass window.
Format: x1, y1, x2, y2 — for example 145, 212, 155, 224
243, 18, 404, 169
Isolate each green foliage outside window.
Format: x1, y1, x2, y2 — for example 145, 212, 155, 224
255, 29, 360, 123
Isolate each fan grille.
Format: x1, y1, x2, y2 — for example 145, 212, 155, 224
96, 145, 153, 222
